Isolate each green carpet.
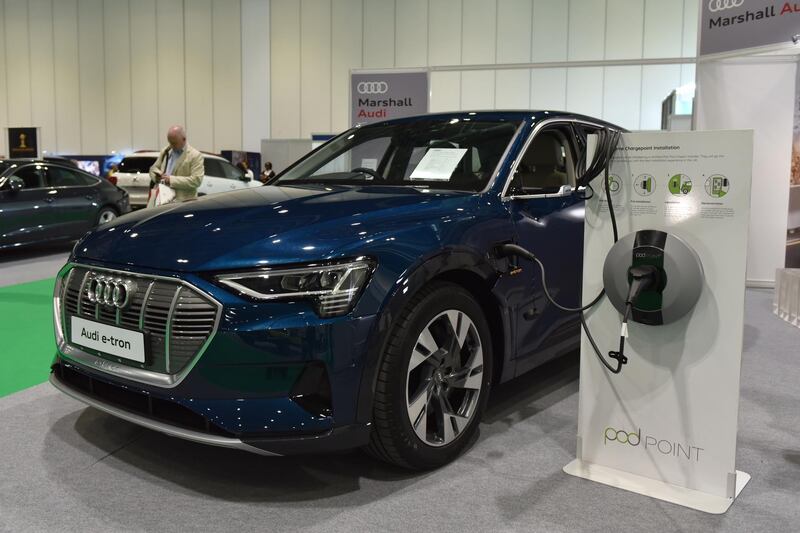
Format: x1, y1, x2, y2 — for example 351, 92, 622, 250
0, 278, 56, 397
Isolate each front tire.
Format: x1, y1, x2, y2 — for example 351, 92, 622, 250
366, 282, 493, 469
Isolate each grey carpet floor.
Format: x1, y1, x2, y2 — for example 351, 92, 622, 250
0, 289, 798, 532
0, 243, 71, 288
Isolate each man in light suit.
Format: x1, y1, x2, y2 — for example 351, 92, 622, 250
149, 125, 205, 203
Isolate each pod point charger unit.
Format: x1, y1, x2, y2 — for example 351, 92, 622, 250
603, 229, 704, 326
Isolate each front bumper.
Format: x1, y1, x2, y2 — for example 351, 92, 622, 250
52, 262, 378, 454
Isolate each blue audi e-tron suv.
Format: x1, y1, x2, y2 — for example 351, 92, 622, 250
51, 111, 621, 469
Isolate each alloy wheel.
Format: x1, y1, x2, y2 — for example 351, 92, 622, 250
98, 210, 117, 224
405, 309, 484, 447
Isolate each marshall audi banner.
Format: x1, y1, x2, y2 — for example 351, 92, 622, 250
350, 71, 428, 126
700, 0, 800, 55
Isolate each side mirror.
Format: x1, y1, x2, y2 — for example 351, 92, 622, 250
8, 176, 24, 192
240, 175, 251, 182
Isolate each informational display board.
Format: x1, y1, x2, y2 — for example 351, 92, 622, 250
350, 70, 428, 126
564, 130, 753, 514
700, 0, 800, 56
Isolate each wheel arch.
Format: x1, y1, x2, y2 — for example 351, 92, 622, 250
354, 249, 511, 424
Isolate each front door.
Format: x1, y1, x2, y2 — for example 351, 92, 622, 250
506, 122, 585, 373
0, 165, 52, 247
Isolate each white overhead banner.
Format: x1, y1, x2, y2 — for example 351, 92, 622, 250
564, 130, 753, 514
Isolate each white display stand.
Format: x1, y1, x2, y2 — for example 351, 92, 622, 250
564, 130, 753, 514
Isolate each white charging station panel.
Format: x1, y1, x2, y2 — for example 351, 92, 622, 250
564, 130, 753, 513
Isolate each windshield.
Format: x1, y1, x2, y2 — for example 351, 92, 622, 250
275, 118, 521, 192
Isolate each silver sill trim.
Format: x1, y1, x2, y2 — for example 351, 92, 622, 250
54, 262, 222, 389
49, 373, 277, 456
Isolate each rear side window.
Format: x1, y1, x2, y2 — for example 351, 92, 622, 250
204, 159, 224, 177
118, 157, 156, 174
46, 167, 98, 187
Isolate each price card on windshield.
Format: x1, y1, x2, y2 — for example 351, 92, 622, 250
409, 148, 467, 181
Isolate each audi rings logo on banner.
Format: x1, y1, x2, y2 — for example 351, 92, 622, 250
357, 81, 389, 94
708, 0, 744, 12
86, 275, 137, 309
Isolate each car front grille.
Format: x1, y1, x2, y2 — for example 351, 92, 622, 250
60, 266, 220, 376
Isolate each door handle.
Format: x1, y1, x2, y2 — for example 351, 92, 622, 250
45, 197, 55, 203
85, 194, 95, 200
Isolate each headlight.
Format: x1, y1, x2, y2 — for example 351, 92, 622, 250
215, 259, 374, 317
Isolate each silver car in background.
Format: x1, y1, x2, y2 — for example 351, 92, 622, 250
115, 151, 262, 208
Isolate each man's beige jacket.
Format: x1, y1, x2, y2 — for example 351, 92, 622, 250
149, 144, 205, 203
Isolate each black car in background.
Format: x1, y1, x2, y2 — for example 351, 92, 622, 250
0, 159, 130, 250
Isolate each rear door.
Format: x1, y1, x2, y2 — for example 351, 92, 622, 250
43, 165, 100, 237
0, 164, 52, 247
505, 121, 586, 374
200, 158, 226, 195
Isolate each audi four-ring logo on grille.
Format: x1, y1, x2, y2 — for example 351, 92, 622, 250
357, 81, 389, 94
708, 0, 744, 12
86, 275, 137, 309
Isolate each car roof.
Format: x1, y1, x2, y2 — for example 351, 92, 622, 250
357, 110, 625, 131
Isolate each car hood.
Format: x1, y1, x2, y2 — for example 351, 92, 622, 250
74, 184, 473, 272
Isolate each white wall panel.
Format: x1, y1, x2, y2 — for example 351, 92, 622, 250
532, 0, 567, 62
495, 69, 530, 109
602, 65, 641, 130
640, 64, 681, 129
682, 0, 699, 57
28, 0, 57, 153
129, 0, 158, 151
643, 0, 682, 58
0, 1, 6, 155
566, 67, 603, 117
271, 0, 300, 138
155, 0, 185, 139
568, 0, 606, 61
300, 0, 331, 137
680, 62, 695, 87
185, 0, 215, 152
496, 0, 532, 64
103, 0, 132, 153
462, 0, 496, 65
530, 67, 566, 110
395, 0, 427, 67
4, 0, 32, 127
331, 0, 362, 131
242, 0, 271, 150
429, 71, 461, 112
212, 0, 242, 151
461, 70, 495, 111
52, 0, 81, 154
363, 0, 394, 68
78, 0, 107, 153
428, 0, 461, 67
461, 70, 495, 110
605, 0, 643, 60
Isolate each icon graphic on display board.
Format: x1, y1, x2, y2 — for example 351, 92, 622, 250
602, 174, 622, 196
633, 174, 656, 196
704, 175, 729, 198
668, 174, 693, 196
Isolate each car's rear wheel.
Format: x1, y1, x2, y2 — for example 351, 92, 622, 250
96, 207, 117, 225
366, 282, 493, 469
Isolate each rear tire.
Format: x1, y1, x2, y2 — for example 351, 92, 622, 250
365, 282, 493, 469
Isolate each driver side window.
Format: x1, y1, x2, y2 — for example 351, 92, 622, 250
11, 166, 45, 190
510, 125, 576, 195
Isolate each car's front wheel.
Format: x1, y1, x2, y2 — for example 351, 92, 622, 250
366, 282, 493, 469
